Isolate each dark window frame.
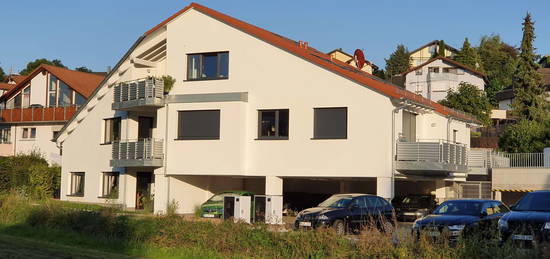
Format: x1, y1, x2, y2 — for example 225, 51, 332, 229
257, 109, 289, 140
69, 172, 85, 197
312, 107, 348, 140
186, 51, 229, 81
176, 110, 221, 140
103, 117, 121, 144
100, 172, 119, 198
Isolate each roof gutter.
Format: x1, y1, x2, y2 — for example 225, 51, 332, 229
54, 35, 146, 144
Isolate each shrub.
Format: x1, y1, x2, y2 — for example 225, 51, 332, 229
0, 153, 60, 199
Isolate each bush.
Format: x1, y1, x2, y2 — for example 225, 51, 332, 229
0, 153, 60, 199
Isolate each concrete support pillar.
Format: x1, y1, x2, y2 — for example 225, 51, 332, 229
494, 191, 502, 201
435, 180, 446, 203
123, 171, 137, 209
153, 168, 169, 214
339, 181, 348, 193
377, 177, 393, 200
265, 176, 283, 195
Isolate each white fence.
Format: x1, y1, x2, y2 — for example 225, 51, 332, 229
491, 152, 550, 168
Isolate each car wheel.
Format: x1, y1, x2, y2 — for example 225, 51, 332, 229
333, 220, 346, 235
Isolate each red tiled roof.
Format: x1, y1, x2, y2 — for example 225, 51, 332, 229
402, 56, 488, 82
8, 75, 26, 84
145, 3, 477, 123
0, 64, 104, 101
0, 83, 14, 91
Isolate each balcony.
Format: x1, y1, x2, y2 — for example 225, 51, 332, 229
0, 106, 78, 123
110, 138, 164, 167
396, 140, 468, 176
112, 77, 164, 111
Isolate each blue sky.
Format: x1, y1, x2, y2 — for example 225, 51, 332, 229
1, 0, 549, 73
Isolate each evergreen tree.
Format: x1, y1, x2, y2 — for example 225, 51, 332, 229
439, 82, 492, 126
454, 38, 484, 72
438, 40, 446, 57
75, 66, 93, 73
20, 59, 66, 75
0, 67, 5, 82
511, 13, 546, 122
384, 44, 410, 78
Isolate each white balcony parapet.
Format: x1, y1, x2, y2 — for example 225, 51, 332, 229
110, 138, 164, 167
112, 77, 164, 111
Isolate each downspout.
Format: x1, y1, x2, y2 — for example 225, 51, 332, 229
391, 104, 406, 201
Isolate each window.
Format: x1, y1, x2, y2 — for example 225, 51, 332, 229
70, 172, 85, 196
350, 197, 368, 209
443, 68, 457, 74
75, 93, 86, 106
13, 93, 21, 108
0, 127, 11, 144
52, 131, 60, 140
49, 75, 58, 107
428, 67, 439, 73
22, 87, 30, 108
21, 128, 36, 139
103, 118, 121, 144
313, 107, 347, 139
258, 109, 289, 139
177, 110, 220, 140
415, 70, 422, 75
187, 52, 229, 80
102, 172, 119, 198
58, 81, 73, 107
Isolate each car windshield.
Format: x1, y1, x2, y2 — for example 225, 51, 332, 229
399, 196, 430, 206
318, 195, 354, 208
514, 193, 550, 212
433, 201, 482, 216
208, 193, 239, 202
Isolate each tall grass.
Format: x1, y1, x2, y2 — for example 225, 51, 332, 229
0, 193, 542, 258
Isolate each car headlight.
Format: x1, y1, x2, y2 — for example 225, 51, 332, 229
498, 219, 508, 230
317, 214, 329, 220
448, 224, 465, 231
544, 222, 550, 230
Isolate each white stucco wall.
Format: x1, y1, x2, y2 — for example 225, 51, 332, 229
11, 124, 63, 165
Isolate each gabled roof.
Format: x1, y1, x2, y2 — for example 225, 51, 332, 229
409, 40, 459, 55
0, 83, 14, 91
145, 3, 476, 123
0, 64, 104, 101
5, 74, 26, 84
401, 56, 488, 82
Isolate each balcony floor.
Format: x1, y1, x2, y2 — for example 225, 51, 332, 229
396, 161, 468, 176
112, 98, 164, 111
110, 159, 163, 168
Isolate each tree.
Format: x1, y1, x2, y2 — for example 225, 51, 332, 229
19, 59, 66, 75
478, 35, 518, 105
0, 66, 5, 82
439, 82, 492, 126
75, 66, 93, 73
454, 38, 484, 72
499, 119, 547, 153
372, 67, 385, 80
384, 44, 410, 78
511, 13, 546, 122
437, 40, 446, 57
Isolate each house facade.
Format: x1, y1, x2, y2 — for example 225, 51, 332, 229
0, 65, 104, 163
409, 40, 458, 67
402, 57, 488, 102
326, 49, 378, 74
55, 3, 477, 214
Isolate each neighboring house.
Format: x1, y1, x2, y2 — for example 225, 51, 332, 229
0, 65, 104, 163
326, 48, 378, 74
409, 40, 458, 67
401, 56, 488, 102
54, 3, 478, 214
495, 68, 550, 110
0, 83, 14, 96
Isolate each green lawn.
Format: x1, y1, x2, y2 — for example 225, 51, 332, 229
0, 234, 134, 259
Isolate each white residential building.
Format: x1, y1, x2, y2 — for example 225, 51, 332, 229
402, 57, 488, 102
0, 65, 103, 163
55, 3, 477, 214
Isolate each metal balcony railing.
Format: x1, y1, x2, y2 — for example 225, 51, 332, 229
396, 139, 467, 166
112, 77, 164, 110
491, 152, 550, 168
111, 138, 164, 167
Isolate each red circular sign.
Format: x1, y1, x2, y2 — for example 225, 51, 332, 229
354, 49, 366, 69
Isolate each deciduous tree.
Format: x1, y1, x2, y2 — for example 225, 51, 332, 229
19, 59, 66, 75
439, 82, 492, 126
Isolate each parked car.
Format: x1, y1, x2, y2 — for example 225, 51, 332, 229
392, 194, 437, 222
294, 193, 395, 234
200, 191, 254, 218
412, 199, 509, 242
499, 191, 550, 247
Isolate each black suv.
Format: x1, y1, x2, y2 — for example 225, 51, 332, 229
392, 194, 437, 222
499, 191, 550, 247
412, 199, 509, 242
294, 193, 394, 234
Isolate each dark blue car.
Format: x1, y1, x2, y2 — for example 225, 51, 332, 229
412, 199, 509, 241
499, 191, 550, 248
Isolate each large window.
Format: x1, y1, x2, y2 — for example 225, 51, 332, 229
313, 107, 347, 139
70, 172, 85, 196
58, 81, 73, 107
103, 118, 121, 144
49, 75, 58, 107
258, 109, 289, 139
75, 93, 86, 106
101, 172, 119, 198
187, 52, 229, 80
0, 127, 11, 144
177, 110, 220, 140
22, 87, 30, 108
13, 93, 21, 108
